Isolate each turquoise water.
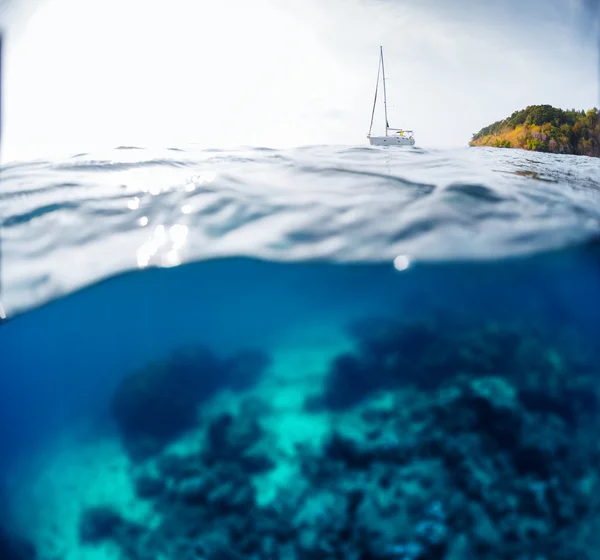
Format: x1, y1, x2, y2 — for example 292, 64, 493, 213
1, 146, 600, 559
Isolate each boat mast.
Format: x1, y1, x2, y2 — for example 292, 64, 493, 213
368, 47, 382, 137
380, 45, 389, 136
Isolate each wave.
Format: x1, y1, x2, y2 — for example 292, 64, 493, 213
1, 144, 599, 317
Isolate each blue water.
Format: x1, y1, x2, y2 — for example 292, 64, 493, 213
2, 145, 600, 317
1, 145, 600, 559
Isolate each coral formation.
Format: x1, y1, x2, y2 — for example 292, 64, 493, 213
318, 318, 595, 413
79, 319, 600, 558
0, 525, 36, 560
110, 346, 270, 460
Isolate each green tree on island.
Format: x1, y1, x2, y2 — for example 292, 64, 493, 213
470, 105, 600, 157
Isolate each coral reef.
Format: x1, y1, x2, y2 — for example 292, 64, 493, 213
317, 318, 595, 413
0, 525, 36, 560
307, 375, 600, 559
110, 346, 270, 460
80, 319, 600, 559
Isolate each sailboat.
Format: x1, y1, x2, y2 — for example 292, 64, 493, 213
367, 46, 415, 146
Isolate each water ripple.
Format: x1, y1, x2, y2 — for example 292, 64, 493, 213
1, 145, 600, 317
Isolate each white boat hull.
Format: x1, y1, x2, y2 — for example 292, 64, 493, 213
368, 135, 415, 147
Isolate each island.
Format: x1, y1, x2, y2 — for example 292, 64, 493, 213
469, 104, 599, 157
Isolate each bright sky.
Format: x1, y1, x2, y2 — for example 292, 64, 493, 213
1, 0, 598, 160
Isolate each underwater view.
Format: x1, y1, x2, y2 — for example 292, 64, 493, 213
1, 145, 600, 559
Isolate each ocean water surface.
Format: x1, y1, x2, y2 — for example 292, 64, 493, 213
1, 144, 600, 559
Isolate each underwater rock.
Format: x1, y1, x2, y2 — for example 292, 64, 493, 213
79, 506, 122, 543
84, 400, 285, 559
430, 376, 523, 450
427, 378, 599, 557
223, 348, 271, 392
79, 505, 142, 545
175, 475, 211, 505
0, 525, 36, 560
110, 347, 219, 459
157, 451, 203, 482
143, 462, 264, 558
203, 411, 275, 474
316, 353, 390, 410
302, 365, 600, 559
91, 318, 600, 559
110, 345, 270, 460
319, 317, 598, 416
133, 472, 166, 500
